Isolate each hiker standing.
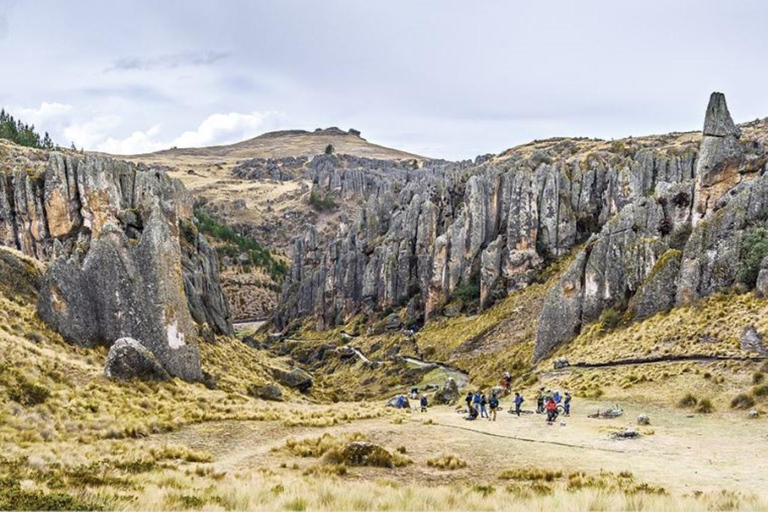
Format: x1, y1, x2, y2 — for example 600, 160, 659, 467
480, 393, 489, 419
536, 387, 545, 414
503, 371, 512, 392
514, 392, 524, 417
465, 391, 473, 411
563, 391, 571, 417
473, 390, 482, 415
488, 393, 499, 421
420, 394, 428, 413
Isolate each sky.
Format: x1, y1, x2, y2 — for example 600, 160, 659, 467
1, 0, 767, 160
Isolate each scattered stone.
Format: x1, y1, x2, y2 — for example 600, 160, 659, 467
637, 414, 651, 426
104, 338, 170, 381
249, 383, 283, 401
756, 257, 768, 298
432, 378, 460, 405
553, 357, 570, 370
740, 325, 767, 355
748, 409, 759, 419
612, 428, 640, 439
273, 367, 313, 392
588, 407, 624, 419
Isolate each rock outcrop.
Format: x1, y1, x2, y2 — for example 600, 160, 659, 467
0, 145, 232, 380
535, 92, 767, 361
277, 93, 768, 366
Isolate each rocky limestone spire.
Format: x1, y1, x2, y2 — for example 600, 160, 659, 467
702, 92, 741, 138
693, 92, 744, 222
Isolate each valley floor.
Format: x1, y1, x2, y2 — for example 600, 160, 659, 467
117, 398, 766, 510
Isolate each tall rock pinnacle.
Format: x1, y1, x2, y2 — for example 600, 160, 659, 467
693, 92, 744, 221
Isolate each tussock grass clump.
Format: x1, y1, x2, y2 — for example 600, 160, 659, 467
282, 433, 367, 458
500, 468, 562, 482
427, 455, 467, 471
678, 393, 698, 408
149, 445, 214, 463
695, 398, 715, 414
753, 372, 765, 384
0, 477, 101, 511
752, 384, 768, 398
731, 393, 756, 409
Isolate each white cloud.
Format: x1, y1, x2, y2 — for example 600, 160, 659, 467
64, 115, 121, 149
171, 111, 285, 148
95, 124, 165, 154
11, 100, 286, 154
19, 102, 74, 124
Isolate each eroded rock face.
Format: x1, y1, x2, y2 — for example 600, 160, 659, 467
533, 93, 768, 361
277, 136, 702, 330
274, 93, 767, 366
0, 148, 232, 380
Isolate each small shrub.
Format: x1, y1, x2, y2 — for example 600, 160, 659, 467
753, 372, 765, 384
308, 191, 338, 212
471, 484, 495, 497
8, 377, 50, 406
599, 308, 621, 332
499, 468, 562, 482
731, 393, 756, 409
324, 144, 334, 155
737, 228, 768, 287
427, 455, 467, 471
695, 398, 714, 414
752, 384, 768, 398
678, 393, 698, 408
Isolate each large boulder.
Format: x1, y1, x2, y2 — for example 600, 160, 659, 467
104, 338, 170, 381
740, 325, 767, 355
248, 383, 283, 401
273, 367, 313, 392
432, 377, 460, 405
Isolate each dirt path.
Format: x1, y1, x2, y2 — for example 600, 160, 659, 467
150, 398, 768, 495
570, 354, 766, 369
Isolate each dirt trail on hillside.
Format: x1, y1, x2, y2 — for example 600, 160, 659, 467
151, 400, 768, 494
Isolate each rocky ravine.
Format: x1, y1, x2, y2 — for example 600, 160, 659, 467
0, 144, 233, 380
277, 93, 768, 363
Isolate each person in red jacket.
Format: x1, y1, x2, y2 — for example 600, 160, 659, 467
545, 398, 558, 423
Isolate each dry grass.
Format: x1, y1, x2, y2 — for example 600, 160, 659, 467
547, 291, 768, 366
426, 454, 467, 471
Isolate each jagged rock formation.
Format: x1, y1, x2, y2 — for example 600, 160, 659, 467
0, 145, 232, 380
535, 93, 767, 361
232, 156, 309, 182
278, 93, 768, 366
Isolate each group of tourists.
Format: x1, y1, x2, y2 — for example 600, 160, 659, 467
535, 387, 571, 423
463, 389, 501, 421
462, 376, 572, 425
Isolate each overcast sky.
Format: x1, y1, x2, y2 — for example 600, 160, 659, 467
1, 1, 767, 160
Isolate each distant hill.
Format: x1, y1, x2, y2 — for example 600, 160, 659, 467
125, 127, 425, 165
